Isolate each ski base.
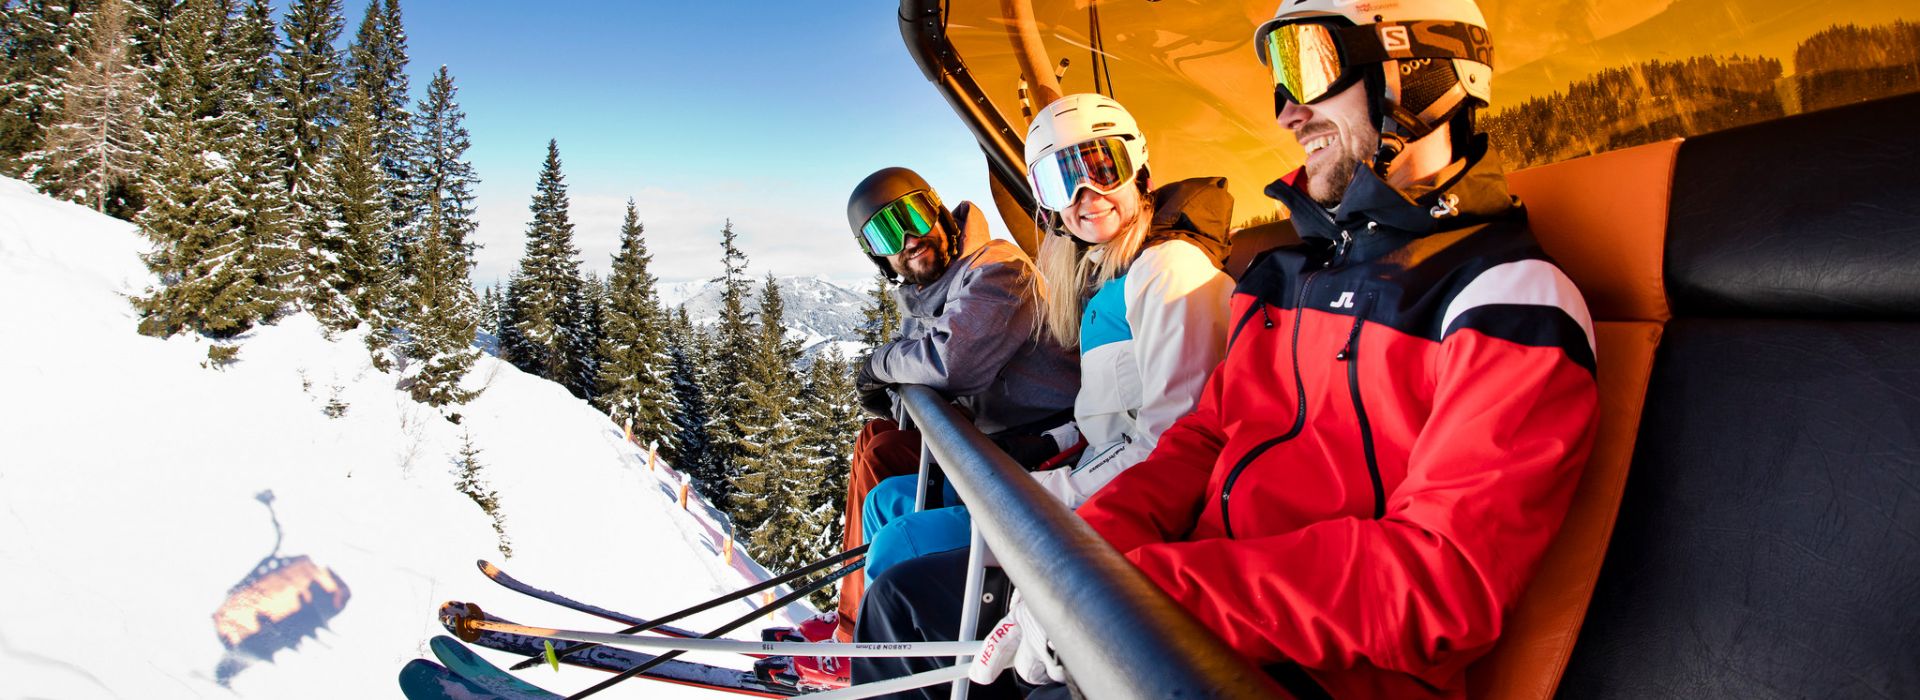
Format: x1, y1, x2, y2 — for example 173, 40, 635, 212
442, 603, 799, 697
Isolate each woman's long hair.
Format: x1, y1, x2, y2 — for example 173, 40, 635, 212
1034, 173, 1153, 349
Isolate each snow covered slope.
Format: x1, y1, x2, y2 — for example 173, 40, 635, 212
0, 176, 796, 699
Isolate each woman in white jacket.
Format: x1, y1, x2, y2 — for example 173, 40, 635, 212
857, 93, 1235, 588
1022, 92, 1236, 507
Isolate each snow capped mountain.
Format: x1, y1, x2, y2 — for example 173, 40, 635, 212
672, 274, 874, 361
0, 176, 795, 698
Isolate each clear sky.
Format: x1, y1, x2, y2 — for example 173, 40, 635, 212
366, 0, 994, 288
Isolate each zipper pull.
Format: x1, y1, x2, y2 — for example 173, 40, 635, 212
1327, 229, 1353, 268
1335, 293, 1369, 361
1261, 304, 1274, 329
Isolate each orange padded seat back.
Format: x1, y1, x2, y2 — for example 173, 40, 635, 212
1467, 139, 1679, 700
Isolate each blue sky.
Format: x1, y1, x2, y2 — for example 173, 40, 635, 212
369, 1, 994, 287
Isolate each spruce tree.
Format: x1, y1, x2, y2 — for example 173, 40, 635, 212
399, 179, 481, 408
502, 139, 588, 395
0, 0, 88, 176
331, 83, 393, 327
24, 0, 143, 214
594, 198, 680, 448
345, 0, 413, 258
566, 272, 605, 402
702, 219, 756, 509
275, 0, 350, 328
665, 306, 719, 488
730, 275, 811, 573
858, 271, 900, 361
225, 0, 296, 316
794, 346, 862, 608
133, 0, 271, 340
408, 65, 476, 260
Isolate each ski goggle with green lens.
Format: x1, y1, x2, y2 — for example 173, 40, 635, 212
1028, 136, 1138, 212
858, 190, 941, 256
1261, 22, 1362, 108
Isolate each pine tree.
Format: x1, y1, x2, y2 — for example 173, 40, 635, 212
702, 219, 756, 509
345, 0, 412, 243
566, 271, 605, 402
665, 306, 719, 488
594, 199, 680, 448
225, 0, 296, 317
730, 275, 811, 573
0, 0, 89, 176
133, 0, 271, 340
502, 139, 588, 396
399, 177, 481, 408
275, 0, 350, 328
24, 0, 144, 214
331, 83, 393, 327
858, 271, 900, 361
408, 65, 476, 260
793, 345, 863, 608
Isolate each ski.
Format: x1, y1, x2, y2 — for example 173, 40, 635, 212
490, 555, 864, 671
430, 635, 563, 698
444, 605, 798, 697
476, 560, 700, 635
459, 613, 982, 657
400, 658, 552, 700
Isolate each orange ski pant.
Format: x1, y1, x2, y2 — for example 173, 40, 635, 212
834, 418, 921, 640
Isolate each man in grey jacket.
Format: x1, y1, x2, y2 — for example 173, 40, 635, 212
819, 166, 1078, 645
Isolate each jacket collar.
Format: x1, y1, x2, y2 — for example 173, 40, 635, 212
1263, 136, 1521, 263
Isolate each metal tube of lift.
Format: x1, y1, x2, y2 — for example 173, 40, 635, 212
898, 386, 1286, 700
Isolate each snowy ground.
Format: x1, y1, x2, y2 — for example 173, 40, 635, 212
0, 176, 805, 699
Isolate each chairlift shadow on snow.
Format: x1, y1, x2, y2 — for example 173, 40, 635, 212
211, 490, 351, 686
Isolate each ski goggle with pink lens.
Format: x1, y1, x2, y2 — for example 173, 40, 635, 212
858, 190, 941, 257
1028, 136, 1138, 212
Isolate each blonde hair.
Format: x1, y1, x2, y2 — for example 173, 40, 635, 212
1034, 185, 1153, 349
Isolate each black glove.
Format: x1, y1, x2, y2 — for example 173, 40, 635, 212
856, 361, 892, 418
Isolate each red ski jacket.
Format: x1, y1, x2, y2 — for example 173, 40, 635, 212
1077, 146, 1598, 699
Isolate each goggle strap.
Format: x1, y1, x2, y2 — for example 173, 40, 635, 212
1334, 21, 1493, 68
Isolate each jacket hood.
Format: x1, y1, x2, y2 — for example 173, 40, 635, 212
1143, 177, 1234, 270
952, 200, 992, 257
1263, 135, 1520, 253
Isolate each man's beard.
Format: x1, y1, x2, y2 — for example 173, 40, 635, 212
899, 244, 951, 286
1306, 154, 1361, 209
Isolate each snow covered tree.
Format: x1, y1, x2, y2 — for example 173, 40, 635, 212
24, 0, 145, 215
275, 0, 350, 328
224, 0, 297, 316
794, 345, 862, 608
858, 271, 899, 361
398, 174, 480, 408
407, 65, 476, 263
701, 219, 756, 508
502, 139, 588, 396
0, 0, 88, 177
665, 305, 720, 490
594, 198, 679, 449
730, 275, 813, 574
132, 0, 272, 340
345, 0, 412, 245
330, 83, 394, 327
565, 271, 605, 402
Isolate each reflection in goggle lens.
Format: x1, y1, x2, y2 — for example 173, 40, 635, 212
1030, 137, 1136, 211
860, 191, 938, 256
1267, 23, 1346, 106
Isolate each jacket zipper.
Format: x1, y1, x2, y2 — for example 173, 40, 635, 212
1338, 292, 1385, 518
1220, 270, 1317, 538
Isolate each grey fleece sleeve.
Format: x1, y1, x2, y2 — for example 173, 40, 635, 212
869, 258, 1036, 396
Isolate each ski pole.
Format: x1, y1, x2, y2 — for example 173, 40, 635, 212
464, 617, 984, 657
506, 551, 866, 671
561, 559, 870, 700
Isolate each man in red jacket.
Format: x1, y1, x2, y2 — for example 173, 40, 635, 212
960, 0, 1600, 697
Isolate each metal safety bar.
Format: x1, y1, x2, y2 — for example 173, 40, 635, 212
897, 386, 1287, 699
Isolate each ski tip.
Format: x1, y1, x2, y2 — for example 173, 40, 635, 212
477, 559, 499, 575
438, 600, 487, 643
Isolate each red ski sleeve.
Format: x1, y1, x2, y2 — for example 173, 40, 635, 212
1114, 331, 1597, 687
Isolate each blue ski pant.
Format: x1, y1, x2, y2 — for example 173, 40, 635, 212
861, 474, 972, 586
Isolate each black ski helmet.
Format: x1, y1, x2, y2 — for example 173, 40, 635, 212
846, 167, 963, 282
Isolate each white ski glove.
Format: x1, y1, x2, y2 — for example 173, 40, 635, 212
967, 592, 1068, 686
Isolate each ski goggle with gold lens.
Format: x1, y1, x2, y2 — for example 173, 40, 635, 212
859, 190, 941, 256
1260, 22, 1362, 108
1028, 136, 1138, 212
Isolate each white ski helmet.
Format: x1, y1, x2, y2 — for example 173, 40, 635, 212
1254, 0, 1493, 142
1023, 94, 1150, 212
